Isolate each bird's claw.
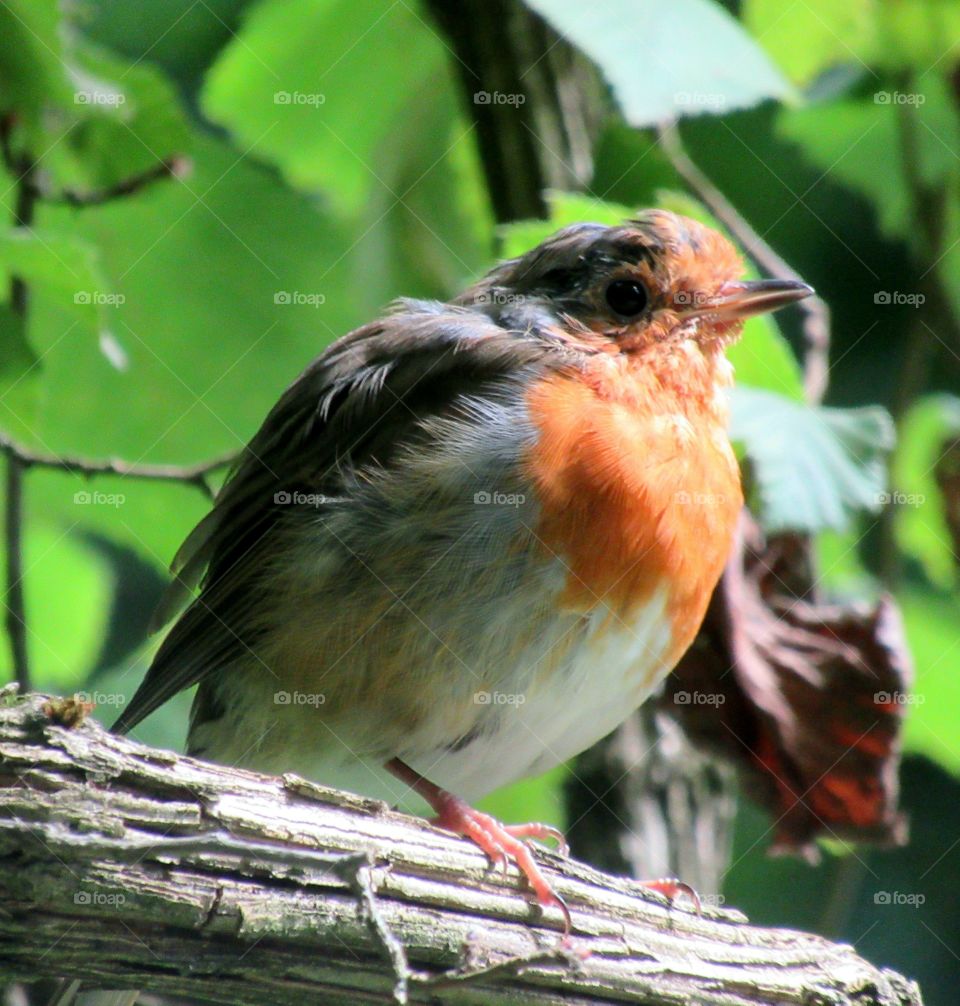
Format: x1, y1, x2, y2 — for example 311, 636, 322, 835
430, 796, 572, 937
640, 877, 702, 914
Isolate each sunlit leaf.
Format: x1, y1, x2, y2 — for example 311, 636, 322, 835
202, 0, 447, 209
0, 0, 73, 140
0, 229, 113, 346
2, 131, 359, 572
526, 0, 795, 125
892, 394, 960, 590
898, 583, 960, 774
743, 0, 877, 88
0, 522, 113, 689
731, 387, 894, 532
875, 1, 960, 72
776, 76, 960, 242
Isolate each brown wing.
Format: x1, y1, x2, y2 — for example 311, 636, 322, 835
113, 302, 561, 734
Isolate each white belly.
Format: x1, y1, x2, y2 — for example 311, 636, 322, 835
292, 584, 675, 808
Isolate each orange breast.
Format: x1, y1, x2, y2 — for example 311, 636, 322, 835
525, 344, 742, 671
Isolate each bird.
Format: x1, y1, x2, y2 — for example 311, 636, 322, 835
114, 209, 812, 935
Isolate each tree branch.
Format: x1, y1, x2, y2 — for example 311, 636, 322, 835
0, 691, 922, 1006
423, 0, 605, 224
0, 433, 238, 501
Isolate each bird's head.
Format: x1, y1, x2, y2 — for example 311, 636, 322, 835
464, 210, 812, 355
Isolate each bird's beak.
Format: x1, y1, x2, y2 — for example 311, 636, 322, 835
679, 278, 814, 321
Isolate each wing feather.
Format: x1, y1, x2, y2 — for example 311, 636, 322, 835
113, 304, 563, 734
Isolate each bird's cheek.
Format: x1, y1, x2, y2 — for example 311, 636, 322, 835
617, 316, 672, 352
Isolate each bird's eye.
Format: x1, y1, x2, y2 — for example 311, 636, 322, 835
605, 278, 649, 317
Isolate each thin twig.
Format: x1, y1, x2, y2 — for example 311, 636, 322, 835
657, 120, 831, 405
2, 113, 38, 692
0, 433, 237, 501
4, 456, 29, 688
351, 856, 417, 1004
47, 156, 190, 207
2, 111, 187, 210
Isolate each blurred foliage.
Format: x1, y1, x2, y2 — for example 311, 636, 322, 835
2, 0, 960, 1001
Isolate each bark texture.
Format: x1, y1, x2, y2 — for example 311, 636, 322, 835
0, 692, 922, 1006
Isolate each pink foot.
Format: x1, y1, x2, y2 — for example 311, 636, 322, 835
432, 792, 573, 937
384, 757, 572, 938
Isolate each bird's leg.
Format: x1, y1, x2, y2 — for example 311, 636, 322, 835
385, 757, 572, 936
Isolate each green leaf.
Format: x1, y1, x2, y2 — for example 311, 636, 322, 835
0, 523, 112, 690
349, 70, 495, 303
892, 394, 960, 590
0, 229, 116, 348
0, 304, 37, 391
499, 190, 634, 259
731, 387, 894, 533
743, 0, 878, 87
874, 1, 960, 72
0, 0, 73, 140
726, 320, 806, 401
898, 584, 960, 774
80, 0, 255, 95
47, 39, 194, 195
7, 129, 360, 573
775, 76, 960, 242
525, 0, 794, 126
201, 0, 446, 209
745, 0, 960, 84
814, 527, 879, 600
589, 124, 681, 210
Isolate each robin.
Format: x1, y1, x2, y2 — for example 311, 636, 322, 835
114, 210, 811, 934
